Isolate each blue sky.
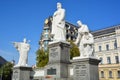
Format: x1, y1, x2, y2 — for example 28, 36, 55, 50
0, 0, 120, 66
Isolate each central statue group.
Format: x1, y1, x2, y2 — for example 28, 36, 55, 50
51, 2, 94, 58
12, 2, 94, 67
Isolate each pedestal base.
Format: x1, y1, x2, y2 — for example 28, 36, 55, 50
12, 66, 32, 80
71, 58, 100, 80
45, 41, 70, 80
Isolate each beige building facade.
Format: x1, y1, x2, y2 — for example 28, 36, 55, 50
92, 25, 120, 80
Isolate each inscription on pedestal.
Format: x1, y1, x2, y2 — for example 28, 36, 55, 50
47, 68, 56, 75
74, 64, 88, 80
13, 70, 18, 80
50, 47, 58, 58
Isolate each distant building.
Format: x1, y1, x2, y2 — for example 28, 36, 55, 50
92, 25, 120, 80
0, 56, 7, 67
39, 16, 52, 51
39, 16, 78, 51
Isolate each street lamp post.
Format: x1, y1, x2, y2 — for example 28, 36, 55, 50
0, 67, 3, 80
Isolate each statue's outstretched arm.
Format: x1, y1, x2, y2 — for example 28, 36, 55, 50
12, 42, 20, 51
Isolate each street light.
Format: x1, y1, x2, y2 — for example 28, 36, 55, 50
0, 67, 3, 80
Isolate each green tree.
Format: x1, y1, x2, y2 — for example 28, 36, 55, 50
36, 49, 48, 67
36, 40, 80, 67
0, 62, 14, 80
68, 40, 80, 59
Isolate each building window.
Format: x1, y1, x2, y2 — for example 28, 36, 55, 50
118, 71, 120, 78
44, 47, 47, 51
71, 36, 73, 40
44, 29, 48, 33
66, 30, 68, 33
99, 57, 103, 64
66, 35, 69, 39
114, 40, 117, 49
44, 41, 48, 51
46, 30, 48, 32
115, 56, 119, 64
106, 44, 109, 51
101, 71, 104, 78
45, 34, 48, 38
107, 57, 111, 64
99, 46, 102, 51
45, 41, 48, 45
109, 71, 112, 78
44, 42, 46, 47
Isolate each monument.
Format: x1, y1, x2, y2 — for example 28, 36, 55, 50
72, 20, 100, 80
45, 41, 70, 80
44, 2, 71, 80
12, 38, 32, 80
51, 2, 66, 41
11, 2, 100, 80
74, 20, 94, 58
13, 38, 30, 66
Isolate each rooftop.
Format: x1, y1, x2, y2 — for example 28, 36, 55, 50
0, 56, 7, 67
92, 24, 120, 36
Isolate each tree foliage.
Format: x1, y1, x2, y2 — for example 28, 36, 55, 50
36, 40, 80, 67
68, 40, 80, 59
0, 62, 14, 80
36, 49, 48, 67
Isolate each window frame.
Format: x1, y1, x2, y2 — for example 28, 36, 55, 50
101, 71, 104, 78
106, 44, 109, 51
99, 46, 102, 52
107, 57, 111, 64
115, 56, 119, 64
109, 71, 112, 78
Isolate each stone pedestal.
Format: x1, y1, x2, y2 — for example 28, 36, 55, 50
12, 66, 32, 80
71, 58, 100, 80
45, 41, 71, 80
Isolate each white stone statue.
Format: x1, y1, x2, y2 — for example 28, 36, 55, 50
75, 21, 89, 45
13, 38, 30, 66
74, 20, 94, 58
51, 2, 66, 41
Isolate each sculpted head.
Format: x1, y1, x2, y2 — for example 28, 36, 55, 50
84, 24, 89, 33
57, 2, 62, 9
77, 20, 82, 27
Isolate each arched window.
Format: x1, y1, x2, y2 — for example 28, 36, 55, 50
106, 44, 109, 51
109, 71, 112, 78
101, 71, 104, 78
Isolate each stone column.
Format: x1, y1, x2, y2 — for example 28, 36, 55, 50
71, 58, 100, 80
12, 66, 32, 80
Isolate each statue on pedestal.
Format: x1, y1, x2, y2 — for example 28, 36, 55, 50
75, 20, 94, 58
51, 2, 66, 41
13, 38, 30, 66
